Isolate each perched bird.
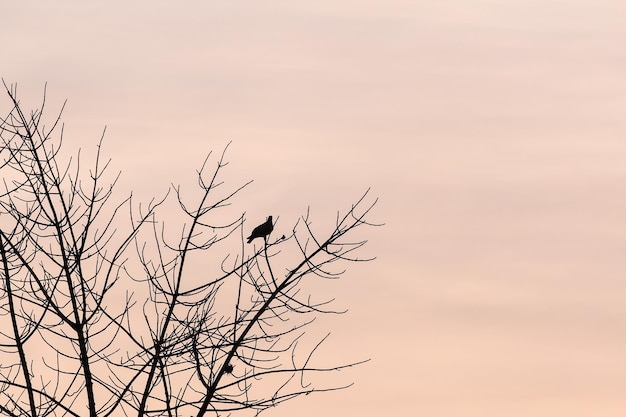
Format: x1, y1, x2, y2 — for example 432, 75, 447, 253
247, 216, 273, 243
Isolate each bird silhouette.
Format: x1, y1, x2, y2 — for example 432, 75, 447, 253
247, 216, 273, 243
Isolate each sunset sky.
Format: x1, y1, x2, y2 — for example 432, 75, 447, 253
3, 1, 626, 416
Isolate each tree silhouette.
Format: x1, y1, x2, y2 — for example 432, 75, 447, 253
0, 82, 379, 417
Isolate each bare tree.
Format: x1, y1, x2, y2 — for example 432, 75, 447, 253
0, 82, 378, 417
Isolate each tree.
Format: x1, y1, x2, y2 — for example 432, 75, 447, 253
0, 82, 378, 417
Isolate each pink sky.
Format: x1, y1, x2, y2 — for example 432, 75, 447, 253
3, 1, 626, 415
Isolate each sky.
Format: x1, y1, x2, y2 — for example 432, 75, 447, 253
2, 1, 626, 416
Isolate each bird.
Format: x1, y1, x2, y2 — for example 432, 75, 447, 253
247, 216, 273, 243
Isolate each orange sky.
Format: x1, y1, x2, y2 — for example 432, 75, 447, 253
3, 1, 626, 416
